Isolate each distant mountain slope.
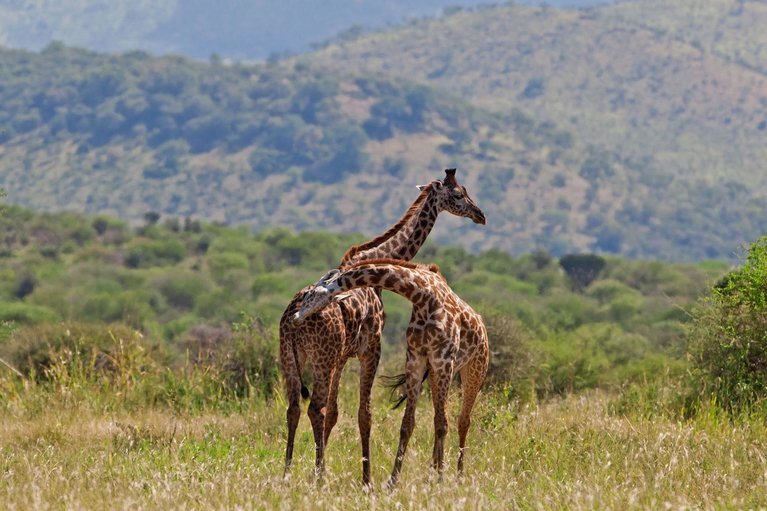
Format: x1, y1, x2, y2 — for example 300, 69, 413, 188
308, 1, 767, 185
0, 44, 585, 256
1, 43, 764, 260
0, 0, 528, 60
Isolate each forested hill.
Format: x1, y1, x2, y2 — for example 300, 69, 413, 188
309, 1, 767, 187
0, 42, 764, 260
305, 0, 767, 257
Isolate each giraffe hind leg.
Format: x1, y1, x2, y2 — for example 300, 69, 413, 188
307, 365, 332, 479
457, 354, 488, 475
358, 342, 381, 487
387, 352, 427, 489
280, 333, 305, 478
429, 358, 454, 479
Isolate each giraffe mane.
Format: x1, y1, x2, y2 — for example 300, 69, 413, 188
340, 183, 436, 266
344, 257, 441, 275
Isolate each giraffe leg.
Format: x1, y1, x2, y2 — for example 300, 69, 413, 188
358, 341, 381, 487
387, 352, 427, 489
280, 338, 304, 478
308, 365, 332, 479
457, 354, 488, 475
429, 358, 454, 479
323, 359, 346, 448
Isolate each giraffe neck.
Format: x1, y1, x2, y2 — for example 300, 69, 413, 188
329, 263, 437, 306
341, 189, 440, 268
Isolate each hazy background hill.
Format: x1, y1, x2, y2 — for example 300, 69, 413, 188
0, 0, 607, 60
2, 0, 767, 261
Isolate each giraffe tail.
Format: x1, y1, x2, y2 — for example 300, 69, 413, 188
379, 370, 429, 409
284, 328, 310, 401
293, 340, 310, 400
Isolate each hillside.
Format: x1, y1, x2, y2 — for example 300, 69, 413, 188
305, 0, 767, 256
308, 1, 767, 183
0, 41, 763, 260
0, 43, 594, 257
0, 1, 604, 60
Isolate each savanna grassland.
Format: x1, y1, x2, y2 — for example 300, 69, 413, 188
2, 377, 767, 510
2, 206, 767, 509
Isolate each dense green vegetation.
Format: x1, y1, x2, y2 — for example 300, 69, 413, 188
0, 206, 728, 404
689, 233, 767, 413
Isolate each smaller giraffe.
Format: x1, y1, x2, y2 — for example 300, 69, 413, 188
293, 259, 489, 486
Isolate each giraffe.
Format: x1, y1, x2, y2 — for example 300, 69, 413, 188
279, 169, 486, 485
293, 259, 489, 486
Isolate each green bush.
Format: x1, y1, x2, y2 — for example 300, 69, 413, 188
124, 239, 187, 268
0, 321, 158, 379
482, 312, 534, 402
176, 316, 279, 399
156, 273, 211, 310
0, 302, 60, 324
207, 252, 249, 283
688, 234, 767, 412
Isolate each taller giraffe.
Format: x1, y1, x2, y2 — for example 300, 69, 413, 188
279, 169, 485, 484
294, 259, 489, 486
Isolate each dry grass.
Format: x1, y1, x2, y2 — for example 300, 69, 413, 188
2, 386, 767, 510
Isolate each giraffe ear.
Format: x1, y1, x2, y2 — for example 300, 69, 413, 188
317, 268, 340, 285
416, 184, 427, 191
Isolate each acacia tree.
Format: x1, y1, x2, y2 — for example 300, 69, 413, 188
559, 253, 606, 291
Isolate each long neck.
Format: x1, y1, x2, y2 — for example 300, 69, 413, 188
330, 265, 434, 305
341, 189, 440, 268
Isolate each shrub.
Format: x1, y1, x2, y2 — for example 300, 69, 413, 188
207, 252, 249, 282
177, 316, 279, 399
157, 273, 210, 310
483, 312, 534, 402
0, 302, 60, 324
0, 321, 157, 379
124, 239, 187, 268
688, 234, 767, 412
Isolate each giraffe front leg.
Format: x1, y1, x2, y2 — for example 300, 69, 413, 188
387, 352, 427, 489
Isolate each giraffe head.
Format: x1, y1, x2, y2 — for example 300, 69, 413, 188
418, 168, 486, 225
292, 269, 343, 324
